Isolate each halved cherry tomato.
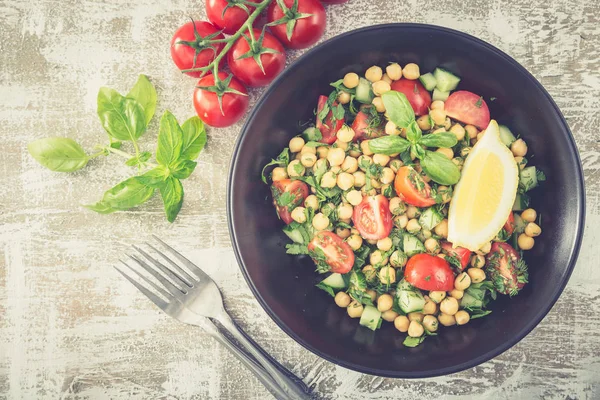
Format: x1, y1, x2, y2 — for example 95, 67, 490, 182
270, 179, 309, 224
485, 242, 525, 295
267, 0, 326, 49
390, 78, 432, 116
193, 72, 249, 127
206, 0, 260, 35
404, 253, 455, 291
170, 21, 226, 77
308, 231, 355, 274
440, 241, 472, 270
315, 95, 343, 144
394, 166, 436, 207
352, 195, 393, 240
503, 212, 515, 236
444, 91, 490, 129
351, 109, 384, 142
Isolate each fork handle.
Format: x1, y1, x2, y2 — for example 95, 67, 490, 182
216, 312, 312, 400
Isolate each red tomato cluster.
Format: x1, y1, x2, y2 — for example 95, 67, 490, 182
170, 0, 347, 127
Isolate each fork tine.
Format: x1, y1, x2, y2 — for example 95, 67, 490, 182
127, 253, 184, 297
133, 245, 191, 290
152, 235, 210, 281
115, 265, 169, 310
145, 243, 196, 286
119, 260, 172, 299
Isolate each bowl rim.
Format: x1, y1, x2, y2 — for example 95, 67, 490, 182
226, 23, 586, 378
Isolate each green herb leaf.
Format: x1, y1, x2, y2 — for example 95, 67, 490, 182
403, 336, 426, 347
28, 137, 89, 172
84, 201, 115, 214
136, 166, 169, 187
368, 136, 410, 155
419, 132, 458, 148
420, 150, 461, 185
156, 111, 184, 167
125, 151, 152, 167
406, 121, 422, 143
469, 309, 492, 319
381, 91, 415, 129
159, 176, 183, 223
261, 148, 290, 183
87, 177, 154, 212
180, 116, 207, 160
286, 243, 309, 255
126, 74, 157, 126
316, 281, 336, 297
333, 103, 345, 120
97, 88, 147, 141
171, 159, 197, 180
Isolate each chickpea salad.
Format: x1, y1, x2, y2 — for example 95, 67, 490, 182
262, 62, 545, 347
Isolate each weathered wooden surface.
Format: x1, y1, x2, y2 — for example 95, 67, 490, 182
1, 0, 599, 399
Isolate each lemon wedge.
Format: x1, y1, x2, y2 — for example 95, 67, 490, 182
447, 120, 519, 251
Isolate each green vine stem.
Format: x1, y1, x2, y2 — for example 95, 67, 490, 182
98, 145, 158, 168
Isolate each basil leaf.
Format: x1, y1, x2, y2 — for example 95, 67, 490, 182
88, 177, 154, 212
180, 116, 207, 160
420, 150, 461, 185
125, 151, 152, 167
126, 74, 157, 126
382, 91, 415, 129
156, 111, 183, 167
368, 136, 410, 155
28, 137, 89, 172
419, 132, 458, 149
136, 166, 169, 187
171, 159, 197, 179
160, 176, 184, 223
412, 143, 426, 159
84, 201, 115, 214
406, 121, 422, 143
97, 88, 146, 141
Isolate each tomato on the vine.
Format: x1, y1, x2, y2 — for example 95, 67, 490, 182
227, 29, 286, 87
267, 0, 326, 49
206, 0, 260, 35
394, 166, 436, 207
193, 72, 249, 127
170, 21, 225, 77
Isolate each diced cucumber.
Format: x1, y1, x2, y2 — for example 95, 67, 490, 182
403, 234, 425, 257
396, 279, 426, 313
432, 88, 450, 102
419, 207, 443, 230
520, 166, 538, 192
359, 305, 382, 331
419, 73, 437, 91
433, 68, 461, 92
460, 292, 483, 309
498, 125, 517, 147
320, 273, 347, 290
355, 78, 374, 104
302, 127, 322, 142
513, 213, 526, 234
512, 193, 530, 211
282, 222, 309, 244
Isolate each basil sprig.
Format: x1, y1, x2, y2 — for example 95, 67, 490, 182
367, 91, 461, 185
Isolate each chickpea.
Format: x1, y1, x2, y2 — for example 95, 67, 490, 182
406, 205, 420, 219
422, 301, 437, 315
335, 291, 351, 308
428, 291, 446, 304
335, 125, 354, 143
511, 139, 528, 157
389, 197, 406, 215
430, 109, 446, 126
320, 171, 336, 188
394, 315, 410, 332
291, 207, 306, 223
314, 157, 328, 171
376, 238, 393, 252
421, 315, 438, 333
271, 166, 288, 181
382, 73, 392, 84
424, 238, 440, 254
385, 120, 400, 135
317, 146, 329, 159
336, 227, 351, 239
515, 156, 526, 170
365, 65, 383, 82
434, 219, 449, 238
432, 127, 446, 134
346, 234, 363, 251
440, 297, 459, 316
379, 167, 394, 185
287, 160, 305, 177
407, 320, 424, 337
300, 145, 316, 155
444, 117, 452, 131
348, 148, 361, 158
327, 147, 346, 167
289, 137, 305, 153
336, 172, 355, 190
359, 141, 374, 156
372, 154, 390, 167
518, 234, 535, 250
347, 301, 364, 318
368, 250, 385, 266
454, 272, 471, 291
525, 222, 542, 237
312, 213, 330, 231
347, 190, 363, 206
452, 157, 464, 168
343, 72, 360, 89
336, 90, 351, 104
304, 195, 319, 210
406, 218, 421, 233
366, 289, 377, 303
467, 268, 485, 283
464, 124, 478, 139
446, 123, 465, 141
386, 63, 402, 80
353, 171, 366, 187
334, 139, 348, 151
459, 147, 472, 158
449, 289, 464, 300
370, 178, 382, 189
341, 156, 358, 173
379, 266, 396, 284
436, 147, 454, 159
300, 152, 317, 168
521, 208, 537, 222
402, 63, 420, 80
408, 312, 424, 323
416, 115, 432, 131
372, 97, 386, 112
362, 265, 377, 282
453, 310, 470, 326
478, 241, 492, 255
377, 294, 394, 312
436, 313, 455, 327
471, 254, 485, 269
430, 100, 444, 110
394, 214, 408, 229
337, 203, 353, 220
382, 310, 399, 322
372, 80, 391, 96
390, 250, 408, 268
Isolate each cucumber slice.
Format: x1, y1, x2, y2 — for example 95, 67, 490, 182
403, 234, 425, 257
460, 292, 483, 309
359, 305, 382, 331
520, 166, 538, 192
419, 73, 437, 91
419, 207, 443, 230
432, 88, 450, 102
320, 273, 347, 290
433, 68, 461, 92
498, 125, 517, 147
513, 213, 526, 234
282, 222, 309, 244
355, 78, 374, 104
396, 279, 426, 313
302, 127, 322, 142
512, 193, 530, 211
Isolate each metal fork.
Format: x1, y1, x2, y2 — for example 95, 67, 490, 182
116, 236, 311, 400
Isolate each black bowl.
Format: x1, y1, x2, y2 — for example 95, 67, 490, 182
227, 24, 585, 377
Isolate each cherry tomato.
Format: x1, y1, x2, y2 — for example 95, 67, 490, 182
485, 242, 525, 295
351, 109, 384, 142
352, 195, 393, 240
193, 72, 249, 127
444, 91, 491, 129
394, 166, 436, 207
390, 78, 432, 116
227, 29, 286, 87
440, 241, 472, 270
271, 179, 309, 224
503, 212, 515, 236
308, 231, 355, 274
404, 253, 455, 291
206, 0, 260, 35
316, 95, 344, 144
267, 0, 326, 49
170, 21, 226, 78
